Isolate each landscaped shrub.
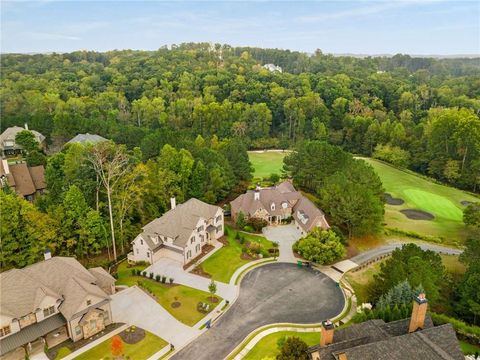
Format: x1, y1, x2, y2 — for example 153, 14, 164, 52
161, 276, 167, 283
149, 272, 154, 279
136, 269, 142, 276
169, 278, 174, 284
431, 313, 480, 338
293, 228, 345, 265
131, 269, 137, 276
247, 242, 262, 254
155, 274, 161, 282
247, 218, 268, 232
238, 234, 245, 244
243, 225, 254, 232
142, 271, 147, 277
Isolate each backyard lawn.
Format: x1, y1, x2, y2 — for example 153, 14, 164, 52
243, 331, 320, 360
361, 158, 478, 244
460, 340, 480, 355
248, 151, 288, 179
74, 329, 167, 360
116, 262, 221, 326
199, 226, 276, 283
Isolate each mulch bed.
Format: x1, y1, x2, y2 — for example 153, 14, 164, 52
241, 252, 256, 260
171, 301, 181, 308
119, 326, 145, 344
218, 236, 229, 246
383, 193, 405, 205
190, 266, 212, 278
400, 209, 435, 220
47, 323, 124, 359
183, 244, 216, 269
209, 297, 219, 303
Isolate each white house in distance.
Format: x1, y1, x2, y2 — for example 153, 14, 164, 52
128, 198, 224, 266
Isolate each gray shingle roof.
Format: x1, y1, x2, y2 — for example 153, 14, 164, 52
140, 198, 222, 248
66, 133, 107, 145
0, 314, 66, 356
0, 126, 45, 150
309, 317, 463, 360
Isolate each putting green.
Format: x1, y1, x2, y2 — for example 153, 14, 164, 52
402, 189, 463, 221
362, 158, 479, 243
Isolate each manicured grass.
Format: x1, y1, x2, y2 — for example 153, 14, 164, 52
54, 347, 71, 359
74, 330, 167, 360
243, 331, 320, 360
361, 158, 479, 244
116, 262, 222, 326
116, 261, 146, 286
248, 151, 287, 179
200, 226, 275, 283
460, 340, 480, 355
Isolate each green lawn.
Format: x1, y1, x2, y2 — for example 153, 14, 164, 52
116, 262, 221, 326
74, 330, 167, 360
200, 226, 276, 283
54, 347, 71, 359
248, 151, 287, 179
362, 158, 479, 244
243, 331, 320, 360
460, 340, 480, 355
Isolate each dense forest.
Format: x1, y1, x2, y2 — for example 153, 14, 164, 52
1, 43, 479, 191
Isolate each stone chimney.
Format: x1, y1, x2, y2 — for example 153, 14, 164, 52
24, 123, 29, 130
320, 319, 335, 347
170, 197, 176, 210
254, 184, 261, 201
44, 250, 52, 261
337, 353, 348, 360
409, 293, 428, 333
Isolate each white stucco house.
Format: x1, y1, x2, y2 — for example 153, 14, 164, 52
128, 197, 224, 265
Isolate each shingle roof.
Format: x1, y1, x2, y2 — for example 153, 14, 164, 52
28, 165, 46, 190
0, 313, 66, 356
230, 181, 329, 233
141, 198, 221, 248
0, 126, 45, 149
66, 133, 107, 145
0, 257, 110, 321
9, 163, 36, 196
309, 317, 462, 360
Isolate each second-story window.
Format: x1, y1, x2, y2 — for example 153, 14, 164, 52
43, 306, 55, 317
140, 239, 143, 245
0, 325, 11, 337
190, 237, 195, 244
216, 215, 222, 223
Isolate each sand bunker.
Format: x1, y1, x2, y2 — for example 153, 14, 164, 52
384, 193, 405, 206
400, 209, 435, 221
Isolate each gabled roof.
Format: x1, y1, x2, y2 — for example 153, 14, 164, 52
309, 317, 463, 360
66, 133, 107, 145
0, 161, 45, 196
292, 196, 329, 233
140, 198, 222, 248
0, 126, 45, 149
0, 257, 111, 321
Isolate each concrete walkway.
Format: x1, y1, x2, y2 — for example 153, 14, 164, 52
110, 286, 200, 347
262, 224, 302, 263
145, 258, 237, 301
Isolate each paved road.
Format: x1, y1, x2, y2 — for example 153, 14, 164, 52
110, 286, 200, 347
262, 224, 303, 263
350, 242, 462, 266
171, 263, 344, 360
145, 258, 237, 301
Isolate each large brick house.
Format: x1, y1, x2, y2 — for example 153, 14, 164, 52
309, 294, 463, 360
128, 197, 224, 265
0, 254, 115, 360
230, 181, 329, 236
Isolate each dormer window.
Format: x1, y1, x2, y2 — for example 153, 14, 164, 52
0, 325, 11, 337
86, 299, 92, 306
282, 202, 288, 209
190, 237, 195, 244
271, 203, 275, 211
43, 306, 55, 317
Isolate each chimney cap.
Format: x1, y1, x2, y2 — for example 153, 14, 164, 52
322, 319, 334, 330
414, 293, 428, 304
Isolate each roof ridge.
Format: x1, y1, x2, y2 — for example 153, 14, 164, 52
416, 331, 455, 360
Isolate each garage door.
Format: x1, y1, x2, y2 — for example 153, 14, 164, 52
153, 248, 184, 264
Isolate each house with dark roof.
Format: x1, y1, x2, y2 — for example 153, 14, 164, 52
230, 181, 329, 235
128, 197, 224, 265
0, 160, 46, 201
65, 133, 108, 146
309, 294, 463, 360
0, 125, 45, 157
0, 253, 115, 360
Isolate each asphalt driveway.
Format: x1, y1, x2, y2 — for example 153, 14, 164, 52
171, 262, 344, 360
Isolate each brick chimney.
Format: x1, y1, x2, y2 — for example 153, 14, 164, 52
170, 197, 176, 210
337, 353, 348, 360
409, 293, 428, 333
320, 319, 335, 347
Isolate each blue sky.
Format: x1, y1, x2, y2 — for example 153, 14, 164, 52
2, 1, 479, 55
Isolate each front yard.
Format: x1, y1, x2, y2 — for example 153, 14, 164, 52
198, 226, 276, 283
116, 262, 221, 326
243, 331, 320, 360
74, 327, 167, 360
